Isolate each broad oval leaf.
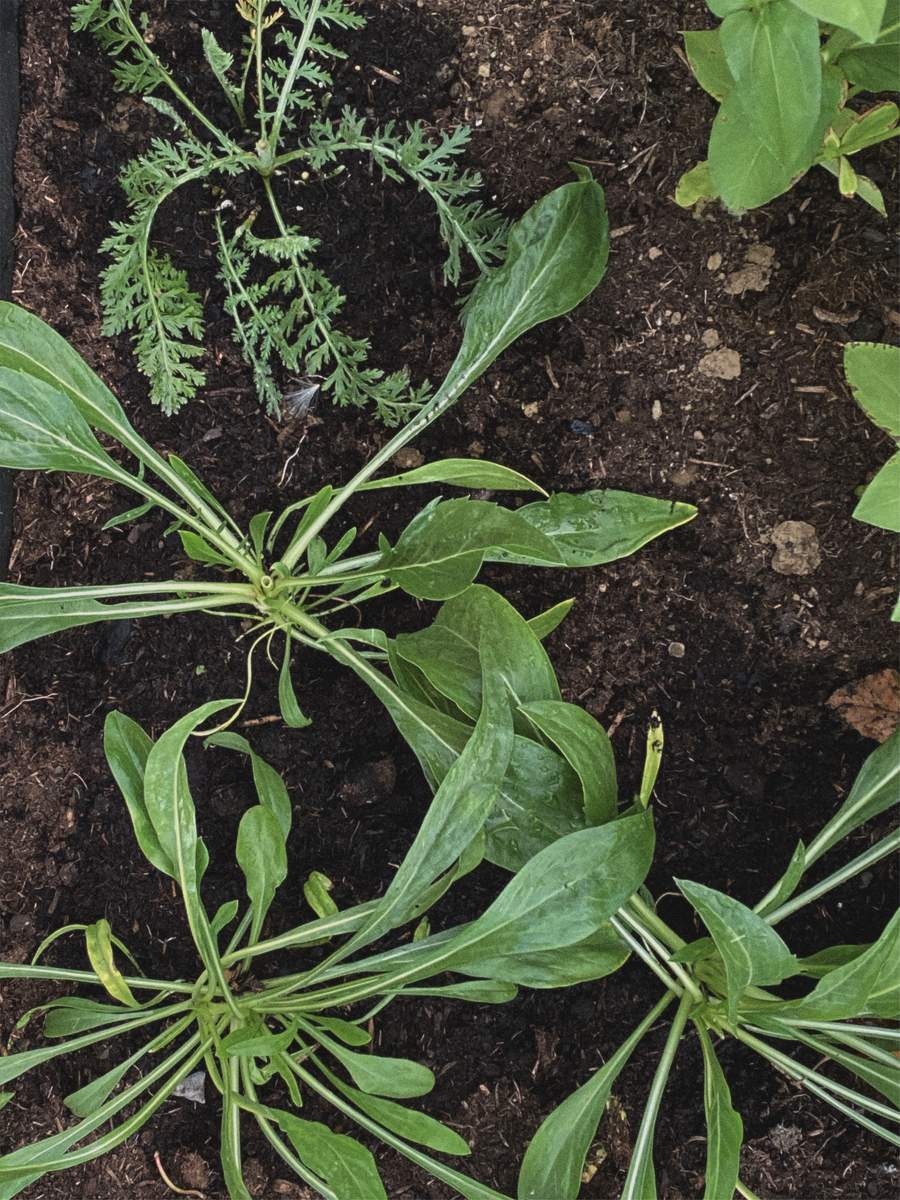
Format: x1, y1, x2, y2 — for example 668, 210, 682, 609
518, 700, 617, 826
854, 452, 900, 531
837, 1, 900, 91
236, 806, 288, 935
384, 498, 561, 600
684, 29, 734, 101
104, 710, 175, 878
792, 0, 887, 42
268, 1110, 388, 1200
844, 342, 900, 436
677, 880, 798, 1022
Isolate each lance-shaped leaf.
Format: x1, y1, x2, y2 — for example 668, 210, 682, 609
762, 910, 900, 1021
696, 1025, 743, 1200
384, 498, 561, 600
518, 997, 669, 1200
458, 924, 628, 988
677, 880, 798, 1021
325, 1072, 471, 1156
308, 1025, 435, 1099
806, 728, 900, 864
205, 730, 292, 836
518, 700, 617, 825
362, 457, 546, 495
84, 920, 138, 1008
104, 710, 175, 878
0, 368, 127, 480
488, 490, 697, 568
0, 586, 240, 654
0, 302, 131, 438
237, 806, 288, 940
444, 166, 608, 400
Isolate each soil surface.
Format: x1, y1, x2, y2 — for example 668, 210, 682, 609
1, 1, 898, 1198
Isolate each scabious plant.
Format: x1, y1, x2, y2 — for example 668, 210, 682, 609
0, 176, 695, 789
843, 340, 900, 619
676, 0, 900, 215
0, 678, 658, 1198
72, 0, 509, 419
518, 728, 900, 1200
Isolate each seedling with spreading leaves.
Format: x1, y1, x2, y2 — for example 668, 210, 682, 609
73, 0, 508, 419
677, 0, 900, 215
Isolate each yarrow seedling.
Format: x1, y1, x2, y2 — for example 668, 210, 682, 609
72, 0, 509, 419
676, 0, 900, 214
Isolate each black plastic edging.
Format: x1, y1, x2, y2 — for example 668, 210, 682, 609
0, 0, 20, 578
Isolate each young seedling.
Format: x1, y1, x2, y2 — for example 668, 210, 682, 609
676, 0, 900, 214
843, 340, 900, 619
518, 727, 900, 1200
72, 0, 508, 418
0, 174, 696, 822
0, 689, 657, 1199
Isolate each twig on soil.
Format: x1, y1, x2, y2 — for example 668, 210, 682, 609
153, 1152, 206, 1199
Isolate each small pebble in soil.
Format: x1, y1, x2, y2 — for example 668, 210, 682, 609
697, 347, 742, 380
569, 419, 597, 435
769, 520, 821, 576
393, 447, 424, 470
668, 641, 685, 658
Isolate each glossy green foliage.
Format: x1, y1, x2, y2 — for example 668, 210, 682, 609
0, 705, 656, 1199
518, 728, 900, 1199
677, 0, 900, 214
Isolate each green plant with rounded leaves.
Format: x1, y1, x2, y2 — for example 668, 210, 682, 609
72, 0, 510, 419
518, 727, 900, 1200
0, 687, 659, 1199
677, 0, 900, 214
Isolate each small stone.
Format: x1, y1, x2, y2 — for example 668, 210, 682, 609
173, 1071, 206, 1104
701, 328, 720, 349
651, 399, 662, 421
175, 1151, 211, 1191
394, 447, 424, 470
668, 641, 686, 658
770, 521, 821, 576
670, 464, 699, 486
569, 419, 597, 435
697, 348, 741, 380
648, 246, 663, 260
669, 311, 682, 326
477, 62, 491, 78
706, 252, 722, 271
521, 401, 539, 418
615, 406, 632, 423
724, 244, 776, 295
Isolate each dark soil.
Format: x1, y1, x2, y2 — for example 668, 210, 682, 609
1, 1, 898, 1198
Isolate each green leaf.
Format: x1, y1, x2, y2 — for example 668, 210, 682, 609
684, 29, 734, 100
399, 980, 518, 1004
0, 367, 126, 480
459, 925, 628, 988
279, 638, 312, 729
178, 530, 234, 567
446, 168, 609, 401
310, 1016, 372, 1047
677, 880, 798, 1021
384, 498, 561, 600
807, 728, 900, 863
440, 811, 655, 973
267, 1109, 388, 1200
305, 871, 339, 919
844, 341, 900, 437
326, 1072, 471, 1157
221, 1021, 296, 1059
394, 585, 560, 725
792, 0, 887, 42
798, 943, 868, 978
205, 730, 292, 836
720, 5, 822, 168
339, 637, 514, 956
84, 920, 138, 1008
527, 598, 575, 640
837, 1, 900, 91
101, 497, 154, 531
312, 1027, 435, 1099
104, 711, 175, 878
763, 911, 900, 1020
675, 160, 719, 208
517, 700, 617, 825
696, 1026, 743, 1200
236, 806, 287, 939
518, 999, 668, 1200
0, 302, 132, 439
364, 457, 546, 495
490, 490, 697, 568
756, 841, 806, 918
836, 103, 900, 157
854, 451, 900, 531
